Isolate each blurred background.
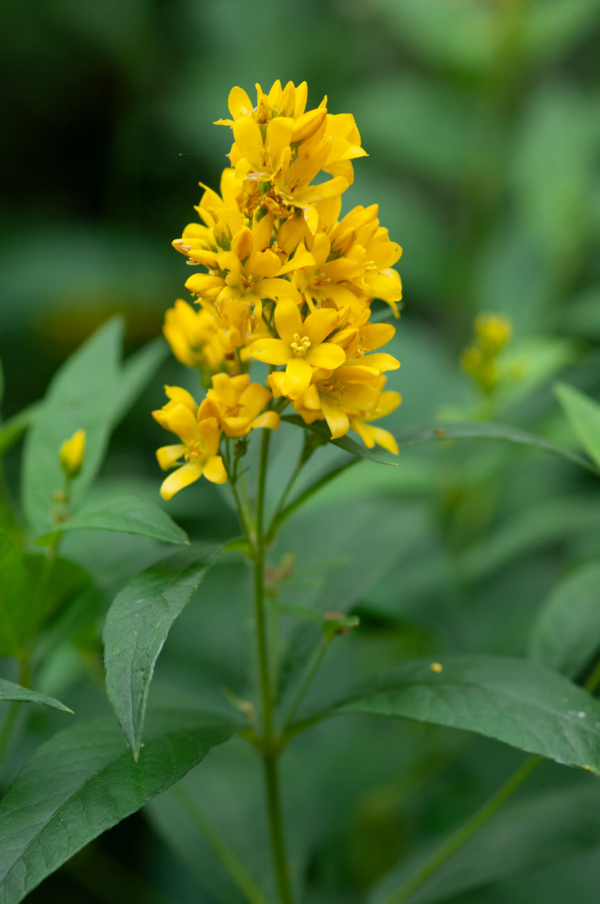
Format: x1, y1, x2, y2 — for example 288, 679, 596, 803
2, 0, 600, 902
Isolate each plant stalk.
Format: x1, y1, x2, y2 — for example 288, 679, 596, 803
252, 429, 294, 904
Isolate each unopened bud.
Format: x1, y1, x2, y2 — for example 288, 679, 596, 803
59, 429, 86, 479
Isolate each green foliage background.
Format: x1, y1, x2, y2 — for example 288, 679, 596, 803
2, 0, 600, 902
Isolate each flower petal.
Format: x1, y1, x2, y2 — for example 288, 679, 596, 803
305, 342, 346, 370
156, 444, 186, 471
160, 461, 203, 500
198, 416, 221, 456
232, 117, 264, 170
320, 398, 349, 439
203, 455, 228, 485
283, 357, 313, 400
303, 308, 338, 346
250, 338, 291, 366
251, 411, 280, 430
275, 300, 303, 345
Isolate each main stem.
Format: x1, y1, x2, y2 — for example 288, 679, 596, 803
253, 430, 294, 904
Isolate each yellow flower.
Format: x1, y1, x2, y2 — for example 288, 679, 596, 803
184, 221, 313, 318
334, 314, 400, 373
350, 391, 402, 453
207, 374, 280, 437
292, 365, 383, 438
59, 429, 86, 479
153, 387, 227, 499
475, 313, 512, 354
163, 300, 227, 373
250, 300, 346, 400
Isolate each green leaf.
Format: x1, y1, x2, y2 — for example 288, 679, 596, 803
37, 495, 188, 546
530, 563, 600, 678
0, 404, 40, 459
284, 415, 598, 474
392, 421, 599, 474
555, 381, 600, 469
104, 548, 222, 758
0, 710, 235, 904
321, 655, 600, 774
369, 782, 600, 904
0, 678, 73, 714
22, 317, 124, 537
0, 531, 90, 657
111, 337, 168, 425
282, 415, 398, 465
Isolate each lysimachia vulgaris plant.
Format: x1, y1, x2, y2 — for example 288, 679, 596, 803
3, 80, 600, 904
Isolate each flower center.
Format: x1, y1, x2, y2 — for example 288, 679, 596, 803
240, 274, 255, 292
312, 274, 331, 288
184, 440, 204, 461
290, 333, 311, 356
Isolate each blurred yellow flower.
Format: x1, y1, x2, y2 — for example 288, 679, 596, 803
59, 429, 86, 479
207, 374, 280, 437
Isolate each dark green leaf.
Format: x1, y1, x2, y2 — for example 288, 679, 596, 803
0, 404, 39, 459
322, 655, 600, 773
104, 548, 222, 758
281, 415, 398, 465
37, 495, 188, 546
0, 532, 34, 657
22, 318, 124, 537
530, 563, 600, 678
369, 782, 600, 904
0, 678, 73, 714
0, 710, 235, 904
555, 381, 600, 470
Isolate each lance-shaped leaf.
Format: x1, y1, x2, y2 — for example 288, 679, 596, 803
391, 421, 599, 474
22, 318, 124, 536
38, 495, 188, 546
555, 381, 600, 470
282, 416, 598, 474
317, 655, 600, 774
530, 562, 600, 678
104, 547, 222, 758
369, 782, 600, 904
0, 678, 73, 714
111, 337, 168, 425
0, 710, 235, 904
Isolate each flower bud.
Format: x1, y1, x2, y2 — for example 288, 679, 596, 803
59, 429, 86, 479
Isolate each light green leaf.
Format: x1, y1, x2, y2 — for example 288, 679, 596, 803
22, 317, 124, 536
555, 381, 600, 469
321, 655, 600, 773
0, 404, 40, 459
282, 415, 398, 465
0, 678, 72, 714
530, 563, 600, 678
111, 337, 168, 425
369, 782, 600, 904
104, 547, 221, 758
0, 710, 235, 904
37, 495, 188, 546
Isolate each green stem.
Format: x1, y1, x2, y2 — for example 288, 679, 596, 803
383, 657, 600, 904
283, 635, 331, 728
252, 429, 294, 904
171, 784, 270, 904
382, 755, 540, 904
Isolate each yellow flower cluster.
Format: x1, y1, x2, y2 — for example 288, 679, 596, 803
461, 313, 512, 395
154, 80, 403, 498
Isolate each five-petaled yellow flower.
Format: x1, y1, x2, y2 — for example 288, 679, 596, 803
153, 387, 227, 500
